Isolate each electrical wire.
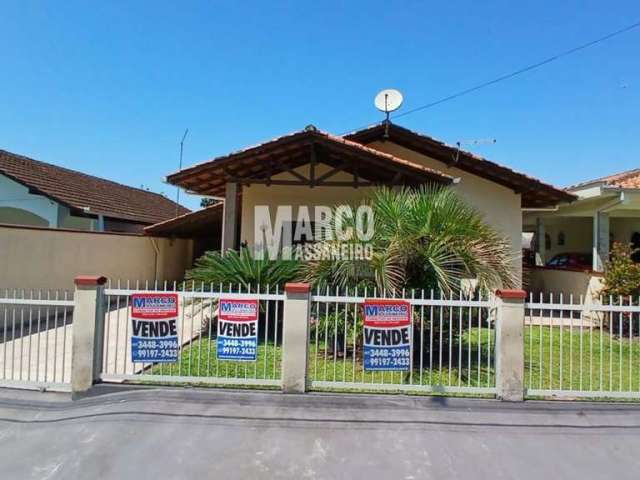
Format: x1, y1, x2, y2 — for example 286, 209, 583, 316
343, 20, 640, 132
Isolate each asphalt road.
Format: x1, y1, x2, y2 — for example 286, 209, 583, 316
0, 386, 639, 479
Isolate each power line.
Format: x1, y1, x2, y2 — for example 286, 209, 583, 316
345, 20, 640, 131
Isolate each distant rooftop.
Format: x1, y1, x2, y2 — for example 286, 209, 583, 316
568, 168, 640, 191
0, 149, 189, 224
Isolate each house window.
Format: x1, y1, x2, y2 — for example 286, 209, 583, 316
557, 232, 565, 246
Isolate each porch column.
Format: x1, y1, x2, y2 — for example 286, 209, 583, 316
593, 211, 610, 272
535, 217, 546, 266
222, 182, 238, 252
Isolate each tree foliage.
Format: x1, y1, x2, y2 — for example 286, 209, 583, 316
302, 185, 517, 293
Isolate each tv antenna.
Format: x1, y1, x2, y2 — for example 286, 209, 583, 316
175, 128, 189, 216
452, 138, 496, 164
374, 89, 403, 138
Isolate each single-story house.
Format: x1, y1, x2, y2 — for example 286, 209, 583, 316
146, 123, 573, 286
0, 149, 189, 233
524, 168, 640, 297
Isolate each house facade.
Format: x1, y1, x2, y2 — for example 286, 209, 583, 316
524, 168, 640, 297
0, 149, 189, 233
149, 123, 572, 287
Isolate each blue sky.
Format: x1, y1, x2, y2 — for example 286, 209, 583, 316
1, 1, 639, 211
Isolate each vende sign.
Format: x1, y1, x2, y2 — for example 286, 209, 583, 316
217, 298, 259, 361
130, 293, 179, 363
363, 299, 411, 371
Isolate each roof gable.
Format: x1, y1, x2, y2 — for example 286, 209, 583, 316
0, 149, 189, 224
166, 127, 454, 196
345, 123, 575, 208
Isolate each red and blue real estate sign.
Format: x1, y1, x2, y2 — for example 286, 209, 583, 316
130, 293, 179, 363
217, 298, 259, 361
363, 299, 411, 371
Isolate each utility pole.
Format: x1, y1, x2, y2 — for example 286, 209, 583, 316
175, 128, 189, 216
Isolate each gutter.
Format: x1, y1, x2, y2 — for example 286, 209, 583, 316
522, 206, 559, 213
597, 190, 626, 213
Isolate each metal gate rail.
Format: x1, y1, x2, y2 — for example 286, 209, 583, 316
308, 287, 496, 396
101, 281, 284, 388
525, 293, 640, 399
0, 289, 74, 392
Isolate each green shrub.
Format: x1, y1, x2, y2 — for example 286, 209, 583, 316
185, 248, 301, 290
603, 242, 640, 298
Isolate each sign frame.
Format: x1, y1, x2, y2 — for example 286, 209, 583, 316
217, 297, 259, 362
363, 298, 412, 372
130, 292, 180, 363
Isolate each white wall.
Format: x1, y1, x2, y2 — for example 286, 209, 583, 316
0, 173, 98, 230
0, 173, 59, 226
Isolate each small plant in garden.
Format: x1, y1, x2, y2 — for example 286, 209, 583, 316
312, 308, 362, 358
602, 242, 640, 336
603, 242, 640, 298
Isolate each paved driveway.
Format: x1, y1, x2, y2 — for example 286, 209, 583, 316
0, 301, 203, 385
0, 387, 639, 479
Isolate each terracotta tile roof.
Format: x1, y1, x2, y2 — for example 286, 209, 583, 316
345, 123, 576, 208
0, 149, 189, 224
166, 126, 454, 196
144, 202, 223, 237
568, 168, 640, 190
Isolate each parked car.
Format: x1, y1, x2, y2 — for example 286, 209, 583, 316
545, 252, 592, 270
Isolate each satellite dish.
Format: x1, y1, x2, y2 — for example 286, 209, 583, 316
374, 89, 404, 113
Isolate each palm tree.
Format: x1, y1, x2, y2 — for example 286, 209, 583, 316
302, 185, 518, 293
186, 248, 301, 290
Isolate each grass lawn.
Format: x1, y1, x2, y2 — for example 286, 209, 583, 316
524, 325, 640, 392
148, 338, 282, 380
149, 328, 495, 390
146, 326, 640, 396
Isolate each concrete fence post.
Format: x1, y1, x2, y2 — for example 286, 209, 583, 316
281, 283, 311, 393
71, 275, 107, 394
494, 289, 526, 401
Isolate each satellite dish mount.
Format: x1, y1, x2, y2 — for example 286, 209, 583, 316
374, 89, 404, 138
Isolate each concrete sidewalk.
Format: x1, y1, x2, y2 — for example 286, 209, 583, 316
0, 386, 639, 479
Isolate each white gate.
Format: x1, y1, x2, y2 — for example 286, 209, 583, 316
100, 281, 284, 388
308, 287, 497, 396
525, 293, 640, 399
0, 289, 74, 391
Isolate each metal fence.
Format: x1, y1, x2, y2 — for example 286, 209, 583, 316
309, 287, 496, 395
0, 289, 74, 391
525, 293, 640, 399
100, 280, 284, 388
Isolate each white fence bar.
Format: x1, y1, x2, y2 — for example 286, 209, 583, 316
100, 280, 285, 389
308, 286, 497, 396
525, 292, 640, 399
0, 288, 74, 392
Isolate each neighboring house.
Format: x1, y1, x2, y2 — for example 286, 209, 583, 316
524, 168, 640, 298
0, 149, 189, 233
146, 123, 572, 286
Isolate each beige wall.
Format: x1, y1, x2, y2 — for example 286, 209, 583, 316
536, 216, 592, 260
239, 141, 523, 285
240, 164, 376, 248
370, 141, 522, 283
0, 225, 193, 291
528, 266, 604, 301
